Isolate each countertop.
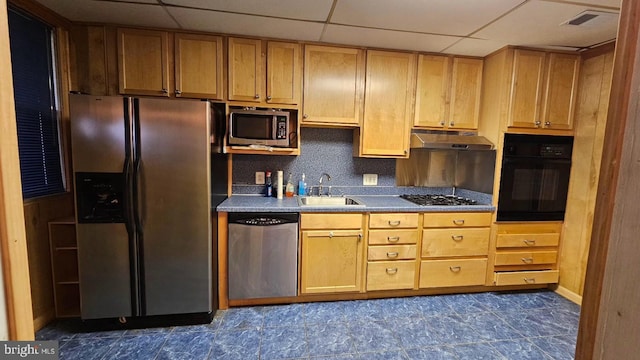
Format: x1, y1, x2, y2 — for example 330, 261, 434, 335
216, 195, 495, 213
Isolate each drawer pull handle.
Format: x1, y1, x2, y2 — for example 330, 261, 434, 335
524, 278, 536, 284
386, 252, 399, 258
453, 219, 465, 225
521, 257, 534, 264
451, 235, 464, 241
523, 239, 536, 246
386, 268, 398, 275
387, 236, 400, 242
449, 266, 461, 273
388, 220, 401, 227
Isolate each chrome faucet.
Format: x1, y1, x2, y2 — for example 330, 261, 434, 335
318, 172, 331, 196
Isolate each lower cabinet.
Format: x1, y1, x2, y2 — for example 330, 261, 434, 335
300, 213, 364, 294
366, 213, 419, 291
49, 218, 81, 318
419, 212, 491, 288
492, 222, 562, 285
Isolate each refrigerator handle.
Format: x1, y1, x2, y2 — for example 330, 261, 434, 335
132, 100, 144, 235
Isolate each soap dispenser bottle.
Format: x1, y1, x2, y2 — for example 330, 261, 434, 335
298, 173, 307, 196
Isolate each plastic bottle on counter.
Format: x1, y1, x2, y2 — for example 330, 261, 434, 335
298, 173, 307, 196
265, 171, 273, 197
285, 173, 295, 197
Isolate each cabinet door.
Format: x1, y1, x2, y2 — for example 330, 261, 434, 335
303, 45, 365, 126
414, 55, 450, 129
508, 49, 546, 128
360, 50, 416, 157
228, 37, 262, 102
449, 57, 483, 130
117, 28, 169, 96
542, 53, 580, 130
174, 34, 223, 100
300, 230, 364, 294
266, 42, 301, 105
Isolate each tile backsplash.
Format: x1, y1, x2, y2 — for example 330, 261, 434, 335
232, 128, 396, 194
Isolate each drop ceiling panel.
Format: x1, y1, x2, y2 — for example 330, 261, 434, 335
322, 24, 461, 53
162, 0, 334, 21
442, 38, 508, 57
475, 1, 619, 48
330, 0, 524, 36
34, 0, 178, 28
168, 7, 324, 41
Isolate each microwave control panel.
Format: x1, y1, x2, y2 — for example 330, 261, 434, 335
276, 116, 287, 139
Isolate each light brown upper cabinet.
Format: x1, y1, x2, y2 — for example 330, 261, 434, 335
356, 50, 416, 158
302, 45, 365, 127
508, 49, 579, 130
228, 37, 302, 106
414, 56, 483, 130
117, 28, 170, 96
174, 33, 224, 100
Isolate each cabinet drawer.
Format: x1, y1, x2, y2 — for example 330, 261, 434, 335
301, 213, 363, 229
368, 245, 416, 260
368, 229, 418, 245
369, 213, 419, 229
366, 261, 415, 291
496, 233, 560, 248
421, 228, 490, 257
419, 259, 487, 288
494, 270, 559, 286
494, 250, 558, 266
423, 212, 491, 228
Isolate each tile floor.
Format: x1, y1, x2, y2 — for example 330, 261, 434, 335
36, 290, 580, 360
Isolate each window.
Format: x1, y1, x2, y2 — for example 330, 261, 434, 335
8, 8, 65, 199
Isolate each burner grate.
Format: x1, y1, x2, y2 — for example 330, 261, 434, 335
400, 194, 478, 206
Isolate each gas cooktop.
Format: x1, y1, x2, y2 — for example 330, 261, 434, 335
400, 194, 479, 206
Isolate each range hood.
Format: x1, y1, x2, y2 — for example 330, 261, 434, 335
410, 133, 494, 150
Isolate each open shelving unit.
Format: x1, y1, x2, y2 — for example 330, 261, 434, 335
48, 217, 80, 318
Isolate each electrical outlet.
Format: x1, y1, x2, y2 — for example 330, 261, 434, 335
255, 172, 265, 185
363, 173, 378, 186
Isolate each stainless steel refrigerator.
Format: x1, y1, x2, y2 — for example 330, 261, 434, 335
70, 94, 223, 320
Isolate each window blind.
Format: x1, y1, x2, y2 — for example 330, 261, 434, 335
8, 8, 65, 199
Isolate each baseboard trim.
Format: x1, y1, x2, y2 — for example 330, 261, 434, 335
555, 285, 582, 305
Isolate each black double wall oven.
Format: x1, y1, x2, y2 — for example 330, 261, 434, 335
497, 134, 574, 221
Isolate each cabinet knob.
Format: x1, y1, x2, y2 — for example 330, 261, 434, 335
534, 121, 541, 127
266, 96, 272, 101
162, 88, 168, 94
440, 120, 445, 126
303, 114, 308, 119
450, 121, 455, 127
545, 121, 551, 127
254, 94, 260, 99
175, 89, 182, 95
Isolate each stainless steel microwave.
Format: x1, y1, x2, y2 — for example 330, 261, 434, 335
228, 109, 290, 147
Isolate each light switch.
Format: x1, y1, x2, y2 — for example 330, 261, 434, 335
363, 174, 378, 186
255, 172, 265, 185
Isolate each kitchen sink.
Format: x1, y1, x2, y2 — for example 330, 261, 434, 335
297, 196, 365, 207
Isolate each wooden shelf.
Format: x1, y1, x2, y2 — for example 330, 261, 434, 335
49, 219, 80, 318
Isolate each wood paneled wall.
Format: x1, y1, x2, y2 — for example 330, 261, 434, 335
557, 45, 614, 303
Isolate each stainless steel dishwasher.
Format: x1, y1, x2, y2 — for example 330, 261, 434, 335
228, 213, 298, 300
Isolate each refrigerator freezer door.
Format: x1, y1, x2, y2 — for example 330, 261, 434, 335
136, 98, 212, 315
77, 223, 133, 319
70, 95, 132, 173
